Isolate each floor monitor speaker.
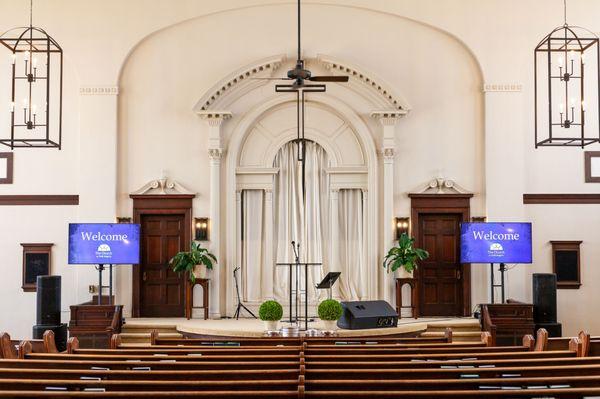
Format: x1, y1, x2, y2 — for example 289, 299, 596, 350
337, 300, 398, 330
532, 273, 558, 324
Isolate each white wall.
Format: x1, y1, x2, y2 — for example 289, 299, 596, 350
0, 0, 599, 337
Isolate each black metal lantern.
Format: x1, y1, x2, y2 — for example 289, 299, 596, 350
534, 2, 600, 148
0, 1, 63, 149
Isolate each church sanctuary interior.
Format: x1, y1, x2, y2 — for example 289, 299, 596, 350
2, 0, 600, 397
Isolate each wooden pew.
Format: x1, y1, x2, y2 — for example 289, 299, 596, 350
0, 392, 300, 398
0, 358, 301, 371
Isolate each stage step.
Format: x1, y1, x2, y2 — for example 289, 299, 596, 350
422, 319, 482, 343
120, 323, 182, 345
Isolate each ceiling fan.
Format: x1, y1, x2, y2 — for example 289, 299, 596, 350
258, 0, 350, 161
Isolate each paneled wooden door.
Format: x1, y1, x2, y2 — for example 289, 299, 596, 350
140, 214, 186, 317
418, 213, 463, 316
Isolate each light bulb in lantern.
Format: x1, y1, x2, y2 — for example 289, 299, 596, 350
31, 104, 37, 115
10, 54, 16, 64
581, 53, 586, 64
9, 102, 15, 112
569, 50, 576, 60
22, 98, 28, 109
559, 103, 565, 113
582, 100, 587, 111
557, 56, 565, 67
32, 57, 37, 68
570, 98, 575, 107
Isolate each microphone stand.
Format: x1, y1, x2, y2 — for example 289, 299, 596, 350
292, 241, 300, 326
233, 266, 256, 319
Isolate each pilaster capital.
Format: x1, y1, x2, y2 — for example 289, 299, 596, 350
197, 111, 233, 127
381, 148, 395, 161
370, 110, 407, 126
208, 148, 224, 160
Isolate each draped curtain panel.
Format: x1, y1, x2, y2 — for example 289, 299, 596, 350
337, 189, 367, 300
241, 141, 367, 306
241, 189, 265, 302
273, 141, 329, 303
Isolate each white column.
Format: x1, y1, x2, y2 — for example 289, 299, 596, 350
361, 189, 369, 300
370, 111, 406, 306
234, 189, 243, 315
198, 111, 232, 318
263, 189, 274, 299
330, 189, 340, 298
78, 86, 119, 313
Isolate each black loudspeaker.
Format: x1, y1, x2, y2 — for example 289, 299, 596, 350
36, 275, 61, 325
337, 300, 398, 330
532, 273, 557, 323
32, 276, 68, 351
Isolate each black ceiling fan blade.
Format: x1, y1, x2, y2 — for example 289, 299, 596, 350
308, 76, 349, 82
250, 77, 293, 80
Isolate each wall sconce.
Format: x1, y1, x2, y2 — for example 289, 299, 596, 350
195, 218, 209, 241
395, 217, 410, 240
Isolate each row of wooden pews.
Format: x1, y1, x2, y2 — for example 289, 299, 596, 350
0, 328, 598, 397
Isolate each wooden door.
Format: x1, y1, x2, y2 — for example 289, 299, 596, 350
418, 213, 462, 316
140, 214, 186, 317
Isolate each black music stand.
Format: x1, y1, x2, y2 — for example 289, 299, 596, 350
315, 272, 341, 300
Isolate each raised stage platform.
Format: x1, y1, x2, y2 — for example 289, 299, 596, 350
121, 317, 481, 344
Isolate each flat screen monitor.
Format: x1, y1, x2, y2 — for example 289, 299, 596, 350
460, 222, 532, 264
68, 223, 141, 265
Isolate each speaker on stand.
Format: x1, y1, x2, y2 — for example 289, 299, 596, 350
32, 276, 68, 351
532, 273, 562, 337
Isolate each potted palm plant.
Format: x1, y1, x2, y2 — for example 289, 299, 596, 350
169, 241, 217, 283
259, 300, 283, 331
383, 233, 429, 274
318, 299, 343, 331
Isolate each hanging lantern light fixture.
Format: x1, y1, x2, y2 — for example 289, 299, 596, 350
534, 0, 600, 148
0, 0, 63, 149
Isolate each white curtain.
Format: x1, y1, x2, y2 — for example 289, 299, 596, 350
273, 141, 329, 303
241, 190, 265, 302
337, 189, 367, 300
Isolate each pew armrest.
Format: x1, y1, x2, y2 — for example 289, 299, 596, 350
481, 305, 497, 346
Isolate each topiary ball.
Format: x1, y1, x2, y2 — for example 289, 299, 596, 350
258, 300, 283, 321
318, 299, 343, 321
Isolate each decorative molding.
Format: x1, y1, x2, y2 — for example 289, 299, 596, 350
411, 177, 472, 195
0, 195, 79, 205
235, 167, 279, 175
208, 148, 224, 160
523, 194, 600, 204
79, 86, 119, 96
318, 55, 409, 111
370, 110, 408, 126
483, 83, 523, 93
0, 152, 14, 184
197, 111, 233, 127
131, 174, 194, 195
193, 55, 285, 112
381, 148, 395, 159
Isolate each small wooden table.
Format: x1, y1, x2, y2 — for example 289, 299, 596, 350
185, 278, 209, 320
395, 277, 418, 319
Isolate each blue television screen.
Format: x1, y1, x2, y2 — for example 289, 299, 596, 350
460, 222, 532, 264
68, 223, 141, 265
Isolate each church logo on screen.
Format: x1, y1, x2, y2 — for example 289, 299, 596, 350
490, 243, 503, 251
95, 244, 112, 259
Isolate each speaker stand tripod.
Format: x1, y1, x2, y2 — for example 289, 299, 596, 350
233, 266, 256, 320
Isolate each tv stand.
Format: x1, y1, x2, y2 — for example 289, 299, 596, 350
490, 262, 507, 304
